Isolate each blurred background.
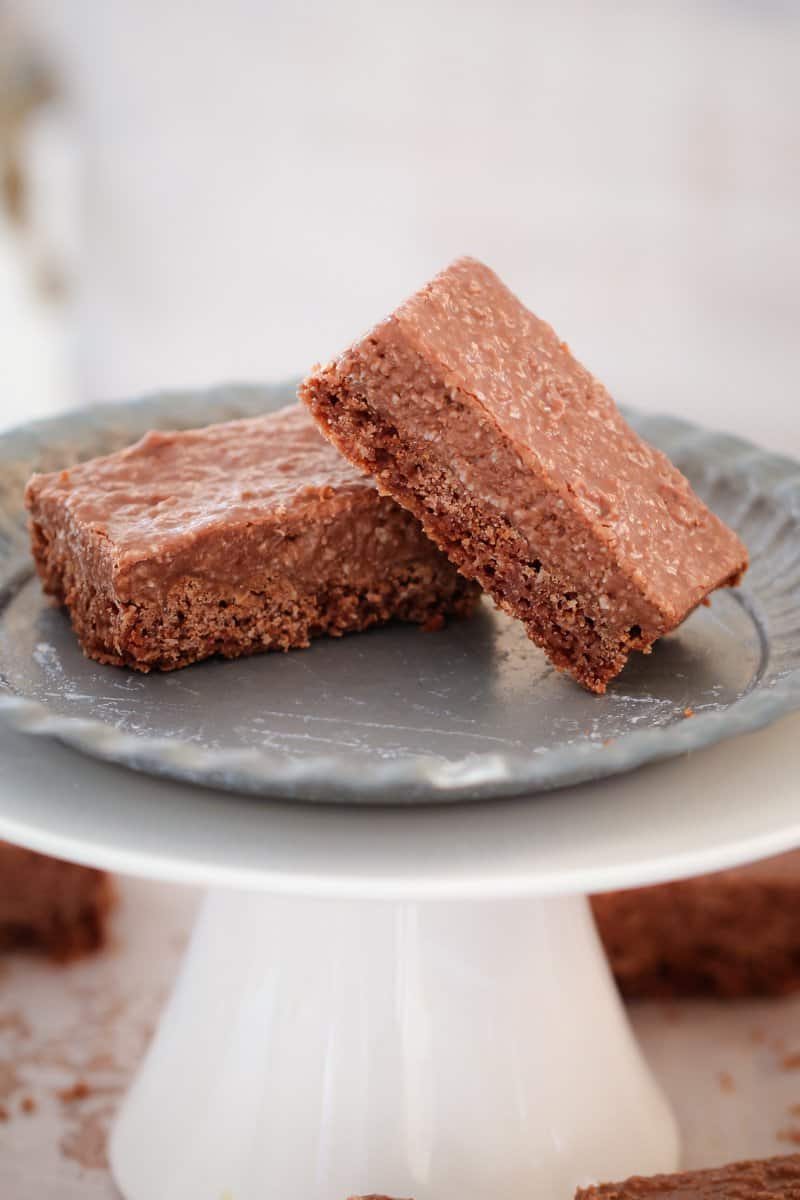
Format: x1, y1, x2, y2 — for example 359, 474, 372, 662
1, 0, 798, 448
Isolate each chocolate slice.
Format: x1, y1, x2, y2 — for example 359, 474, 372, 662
26, 404, 479, 672
575, 1152, 800, 1198
0, 842, 113, 960
301, 257, 747, 692
593, 850, 800, 999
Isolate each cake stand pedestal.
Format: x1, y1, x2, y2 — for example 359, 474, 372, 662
111, 890, 675, 1200
1, 713, 800, 1199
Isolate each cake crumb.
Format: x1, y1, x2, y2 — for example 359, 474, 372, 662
789, 1103, 800, 1117
421, 613, 445, 633
59, 1104, 112, 1170
57, 1080, 91, 1104
683, 707, 695, 718
717, 1070, 735, 1093
0, 1104, 8, 1122
782, 1052, 800, 1070
20, 1096, 36, 1115
778, 1127, 800, 1145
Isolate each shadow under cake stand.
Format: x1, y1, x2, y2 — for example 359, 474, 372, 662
1, 713, 799, 1199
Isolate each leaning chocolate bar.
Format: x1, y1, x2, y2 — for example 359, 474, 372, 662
26, 404, 478, 671
301, 257, 747, 692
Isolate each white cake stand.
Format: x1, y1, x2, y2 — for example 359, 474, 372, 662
2, 712, 800, 1200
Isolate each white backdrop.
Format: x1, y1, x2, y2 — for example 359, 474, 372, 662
5, 0, 800, 451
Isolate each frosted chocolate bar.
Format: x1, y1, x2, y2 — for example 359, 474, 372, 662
593, 851, 800, 999
0, 842, 113, 960
26, 404, 478, 672
575, 1153, 800, 1199
301, 258, 747, 692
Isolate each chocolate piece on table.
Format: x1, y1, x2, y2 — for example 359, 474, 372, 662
26, 404, 478, 672
0, 842, 113, 960
301, 257, 748, 692
575, 1152, 800, 1198
592, 850, 800, 999
592, 849, 800, 998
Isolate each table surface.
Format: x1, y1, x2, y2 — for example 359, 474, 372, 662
1, 876, 799, 1198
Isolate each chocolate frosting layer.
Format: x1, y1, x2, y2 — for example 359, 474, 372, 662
26, 405, 450, 602
28, 404, 371, 556
384, 257, 747, 621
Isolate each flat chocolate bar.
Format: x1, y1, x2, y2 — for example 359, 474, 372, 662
575, 1152, 800, 1198
593, 851, 800, 999
26, 404, 478, 671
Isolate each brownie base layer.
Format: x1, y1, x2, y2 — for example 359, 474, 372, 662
593, 854, 800, 999
31, 517, 478, 671
0, 844, 113, 961
302, 389, 656, 692
575, 1152, 800, 1198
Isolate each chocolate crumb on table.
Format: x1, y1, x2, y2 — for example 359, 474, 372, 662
301, 256, 748, 692
592, 850, 800, 999
0, 842, 113, 961
57, 1080, 91, 1103
26, 404, 479, 672
574, 1152, 800, 1198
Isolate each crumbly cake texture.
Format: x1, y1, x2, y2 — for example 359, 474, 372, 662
593, 851, 800, 999
575, 1153, 800, 1198
26, 405, 479, 672
301, 257, 748, 692
0, 842, 113, 960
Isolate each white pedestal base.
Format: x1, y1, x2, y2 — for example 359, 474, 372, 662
110, 890, 678, 1200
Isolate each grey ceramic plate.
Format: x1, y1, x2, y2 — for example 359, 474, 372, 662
1, 383, 799, 804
